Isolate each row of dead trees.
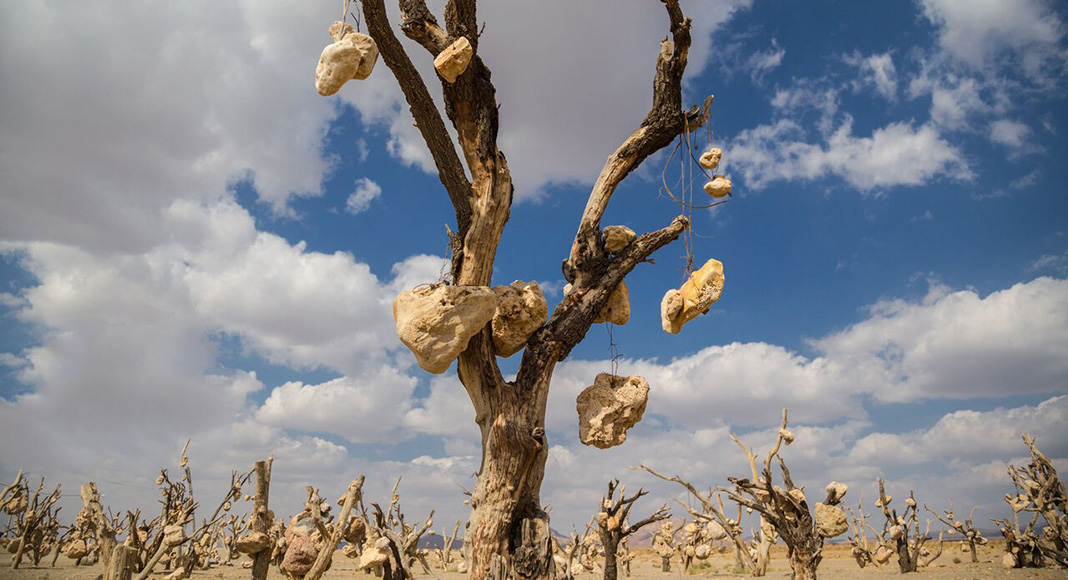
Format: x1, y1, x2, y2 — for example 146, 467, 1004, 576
627, 411, 1066, 580
0, 442, 460, 580
0, 423, 1064, 580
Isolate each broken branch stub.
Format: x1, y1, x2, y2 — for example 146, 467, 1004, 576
393, 284, 497, 373
661, 258, 724, 334
491, 281, 548, 358
315, 21, 379, 96
576, 373, 649, 449
433, 37, 473, 83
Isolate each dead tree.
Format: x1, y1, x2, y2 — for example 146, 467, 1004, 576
722, 410, 850, 580
9, 475, 62, 569
594, 479, 669, 580
317, 0, 726, 575
435, 520, 462, 572
875, 480, 933, 573
637, 465, 760, 576
78, 482, 118, 571
925, 500, 986, 563
844, 495, 887, 570
993, 432, 1068, 568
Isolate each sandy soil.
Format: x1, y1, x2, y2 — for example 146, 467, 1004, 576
2, 543, 1066, 580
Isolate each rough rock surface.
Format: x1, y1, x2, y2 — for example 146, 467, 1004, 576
602, 225, 637, 253
282, 535, 318, 577
593, 280, 630, 325
699, 148, 722, 170
703, 176, 731, 199
815, 502, 849, 537
576, 373, 649, 449
434, 37, 473, 83
661, 258, 725, 334
704, 520, 727, 541
315, 22, 379, 96
394, 284, 497, 374
491, 281, 547, 357
825, 481, 848, 504
62, 540, 88, 559
235, 532, 271, 555
356, 544, 389, 570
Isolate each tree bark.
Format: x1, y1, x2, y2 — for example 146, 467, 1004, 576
250, 458, 272, 580
105, 545, 136, 580
790, 549, 818, 580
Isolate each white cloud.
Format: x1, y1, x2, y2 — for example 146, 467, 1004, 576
815, 277, 1068, 402
747, 40, 785, 83
1030, 250, 1068, 275
918, 0, 1067, 79
729, 116, 972, 192
989, 119, 1032, 149
255, 368, 416, 443
345, 178, 382, 214
847, 52, 899, 100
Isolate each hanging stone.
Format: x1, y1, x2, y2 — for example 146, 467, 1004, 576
315, 21, 379, 96
661, 258, 724, 334
490, 281, 548, 358
593, 280, 630, 325
703, 175, 732, 199
576, 373, 649, 449
699, 147, 722, 170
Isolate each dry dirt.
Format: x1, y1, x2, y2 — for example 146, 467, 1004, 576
2, 543, 1066, 580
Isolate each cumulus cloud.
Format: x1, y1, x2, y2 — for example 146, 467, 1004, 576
846, 52, 899, 100
989, 119, 1033, 149
729, 116, 972, 192
917, 0, 1068, 79
346, 178, 382, 214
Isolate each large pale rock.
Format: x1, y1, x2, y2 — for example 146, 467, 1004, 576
315, 22, 379, 96
699, 148, 722, 170
815, 503, 849, 538
602, 225, 636, 254
703, 176, 731, 199
491, 281, 547, 357
63, 539, 89, 559
825, 481, 848, 504
163, 524, 186, 548
282, 536, 318, 577
874, 545, 894, 564
593, 280, 630, 325
235, 532, 271, 555
1002, 553, 1016, 569
356, 545, 389, 570
703, 520, 727, 541
661, 258, 724, 334
393, 284, 497, 373
434, 37, 473, 83
576, 373, 649, 449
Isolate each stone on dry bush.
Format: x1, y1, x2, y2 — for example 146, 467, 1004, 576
282, 535, 318, 577
602, 225, 636, 254
491, 281, 547, 357
394, 284, 497, 373
815, 502, 848, 538
576, 373, 649, 449
661, 258, 725, 334
434, 37, 473, 83
703, 176, 731, 199
235, 532, 271, 555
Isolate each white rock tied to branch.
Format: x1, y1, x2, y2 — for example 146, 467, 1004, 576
490, 281, 547, 358
315, 21, 379, 95
433, 36, 473, 83
661, 257, 725, 334
393, 284, 497, 373
576, 374, 649, 449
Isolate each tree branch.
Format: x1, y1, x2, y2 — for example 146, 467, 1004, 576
362, 0, 472, 240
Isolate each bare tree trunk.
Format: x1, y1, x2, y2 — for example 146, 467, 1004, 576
250, 458, 272, 580
969, 540, 978, 564
603, 540, 618, 580
105, 545, 136, 580
790, 549, 818, 580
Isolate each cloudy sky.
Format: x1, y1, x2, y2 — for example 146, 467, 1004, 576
1, 0, 1067, 537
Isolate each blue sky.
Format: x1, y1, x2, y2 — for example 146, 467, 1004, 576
1, 0, 1067, 535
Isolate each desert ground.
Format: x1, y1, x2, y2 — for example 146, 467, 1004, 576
2, 543, 1067, 580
